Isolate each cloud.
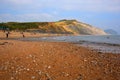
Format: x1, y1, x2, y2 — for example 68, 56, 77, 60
0, 0, 120, 12
59, 0, 120, 12
0, 13, 61, 22
1, 0, 33, 5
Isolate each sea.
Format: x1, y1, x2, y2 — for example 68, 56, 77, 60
18, 35, 120, 54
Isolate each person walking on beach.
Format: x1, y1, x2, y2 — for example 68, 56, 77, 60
22, 33, 25, 38
5, 31, 9, 38
21, 32, 25, 38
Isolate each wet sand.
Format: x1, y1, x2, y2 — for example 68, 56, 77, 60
75, 41, 120, 54
0, 40, 120, 80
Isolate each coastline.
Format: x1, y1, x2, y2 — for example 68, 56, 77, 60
1, 32, 120, 54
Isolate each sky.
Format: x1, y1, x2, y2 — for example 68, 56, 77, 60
0, 0, 120, 33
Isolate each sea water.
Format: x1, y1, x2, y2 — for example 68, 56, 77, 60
19, 35, 120, 53
50, 35, 120, 45
50, 35, 120, 53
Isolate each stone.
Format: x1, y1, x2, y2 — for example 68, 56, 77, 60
33, 60, 36, 63
48, 66, 51, 69
38, 71, 42, 75
26, 68, 30, 71
65, 73, 69, 77
76, 74, 83, 80
45, 73, 52, 80
31, 76, 35, 79
84, 59, 87, 62
29, 54, 32, 58
11, 77, 14, 80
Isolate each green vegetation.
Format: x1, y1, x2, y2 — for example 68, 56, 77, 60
59, 19, 77, 24
0, 22, 38, 31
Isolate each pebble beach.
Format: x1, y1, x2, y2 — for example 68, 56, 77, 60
0, 39, 120, 80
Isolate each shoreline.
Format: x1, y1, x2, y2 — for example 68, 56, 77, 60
0, 31, 120, 54
74, 41, 120, 54
1, 36, 120, 54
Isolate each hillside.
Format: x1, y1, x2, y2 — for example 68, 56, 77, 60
0, 20, 107, 35
105, 29, 118, 35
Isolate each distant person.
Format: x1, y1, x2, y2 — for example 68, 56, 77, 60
22, 34, 25, 38
5, 31, 9, 38
21, 32, 25, 38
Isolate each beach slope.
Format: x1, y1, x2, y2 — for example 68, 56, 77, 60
0, 40, 119, 80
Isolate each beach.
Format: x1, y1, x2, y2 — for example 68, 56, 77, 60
0, 39, 120, 80
0, 31, 70, 39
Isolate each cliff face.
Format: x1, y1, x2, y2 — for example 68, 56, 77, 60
0, 19, 107, 35
53, 20, 107, 35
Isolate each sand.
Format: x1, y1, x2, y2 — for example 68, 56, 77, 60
0, 40, 120, 80
0, 31, 70, 39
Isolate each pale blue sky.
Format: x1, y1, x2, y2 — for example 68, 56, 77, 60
0, 0, 120, 33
